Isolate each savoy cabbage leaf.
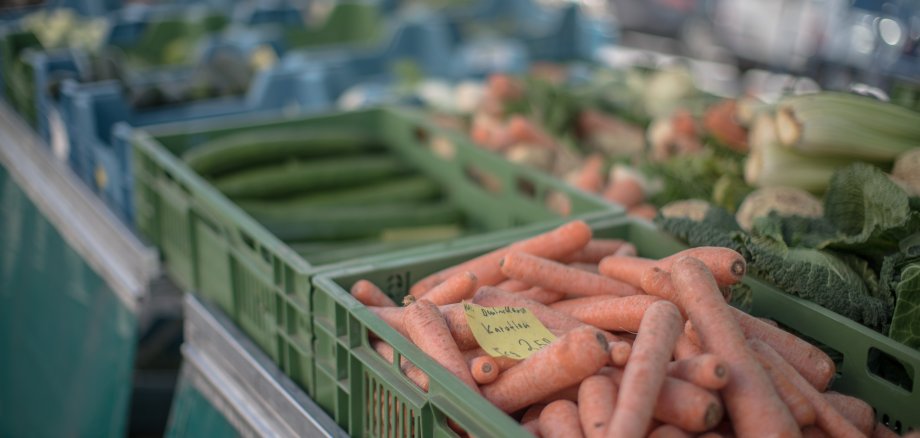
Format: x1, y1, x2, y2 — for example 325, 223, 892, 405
889, 264, 920, 349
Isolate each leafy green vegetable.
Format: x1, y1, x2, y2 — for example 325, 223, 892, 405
654, 204, 746, 252
889, 264, 920, 348
641, 147, 749, 208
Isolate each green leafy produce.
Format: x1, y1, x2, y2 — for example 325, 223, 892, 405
889, 264, 920, 348
641, 146, 749, 210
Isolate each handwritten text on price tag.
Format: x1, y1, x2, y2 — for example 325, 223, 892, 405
463, 303, 557, 360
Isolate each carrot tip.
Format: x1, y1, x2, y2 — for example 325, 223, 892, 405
714, 365, 726, 378
595, 332, 609, 351
402, 295, 416, 306
704, 404, 723, 429
731, 260, 746, 278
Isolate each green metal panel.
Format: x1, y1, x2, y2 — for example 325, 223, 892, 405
0, 165, 137, 437
165, 377, 239, 438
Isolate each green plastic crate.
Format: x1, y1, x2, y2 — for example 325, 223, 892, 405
312, 217, 920, 436
130, 106, 620, 400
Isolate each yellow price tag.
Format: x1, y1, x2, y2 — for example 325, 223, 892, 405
463, 302, 557, 360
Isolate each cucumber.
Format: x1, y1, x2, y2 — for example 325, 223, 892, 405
250, 202, 465, 241
213, 156, 412, 199
182, 128, 381, 177
234, 176, 442, 212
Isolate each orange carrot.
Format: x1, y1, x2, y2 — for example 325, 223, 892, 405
549, 294, 661, 332
578, 375, 617, 438
603, 178, 644, 209
602, 367, 723, 433
666, 354, 729, 391
562, 239, 628, 264
748, 339, 862, 438
410, 220, 592, 296
497, 279, 530, 292
351, 280, 397, 307
462, 348, 520, 371
488, 74, 523, 101
419, 271, 478, 305
369, 306, 411, 338
628, 203, 658, 221
540, 383, 581, 404
648, 424, 693, 438
569, 262, 600, 274
470, 355, 499, 385
658, 248, 746, 286
752, 342, 817, 427
704, 99, 748, 153
673, 333, 703, 360
599, 256, 656, 289
517, 286, 567, 305
732, 308, 835, 391
823, 392, 875, 436
606, 301, 684, 438
372, 340, 429, 391
402, 300, 481, 394
501, 252, 641, 298
609, 341, 632, 367
481, 326, 609, 413
670, 257, 798, 437
508, 115, 557, 149
802, 426, 828, 438
522, 419, 542, 437
759, 317, 779, 327
571, 154, 606, 193
539, 400, 584, 438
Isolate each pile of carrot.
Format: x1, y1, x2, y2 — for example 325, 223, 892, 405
350, 220, 904, 438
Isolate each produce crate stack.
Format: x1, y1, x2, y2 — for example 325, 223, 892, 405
127, 105, 619, 398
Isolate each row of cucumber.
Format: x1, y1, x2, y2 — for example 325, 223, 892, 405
181, 127, 469, 264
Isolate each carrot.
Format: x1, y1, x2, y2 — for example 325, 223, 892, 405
562, 239, 628, 264
371, 304, 479, 350
497, 279, 530, 292
549, 294, 661, 333
666, 353, 729, 391
648, 424, 693, 438
472, 287, 622, 343
684, 306, 834, 392
752, 341, 817, 427
410, 220, 592, 296
609, 341, 632, 367
570, 154, 606, 193
759, 317, 780, 327
517, 286, 567, 305
372, 340, 429, 391
704, 99, 748, 153
470, 355, 499, 385
481, 326, 609, 413
673, 333, 703, 360
508, 115, 557, 149
540, 383, 581, 404
369, 306, 411, 338
419, 271, 478, 305
659, 248, 746, 286
578, 375, 617, 438
351, 280, 397, 307
522, 419, 542, 438
628, 203, 658, 221
462, 348, 520, 371
568, 262, 600, 274
748, 339, 862, 438
539, 400, 584, 438
488, 74, 523, 101
732, 308, 835, 391
823, 392, 874, 436
501, 252, 641, 298
602, 367, 724, 433
872, 424, 900, 438
606, 300, 684, 438
603, 177, 644, 208
598, 256, 656, 289
669, 257, 798, 437
402, 299, 481, 394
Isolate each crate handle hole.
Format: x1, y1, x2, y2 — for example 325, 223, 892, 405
428, 136, 456, 160
464, 164, 503, 194
413, 126, 429, 144
867, 347, 914, 392
260, 246, 272, 264
516, 176, 537, 199
241, 232, 257, 251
